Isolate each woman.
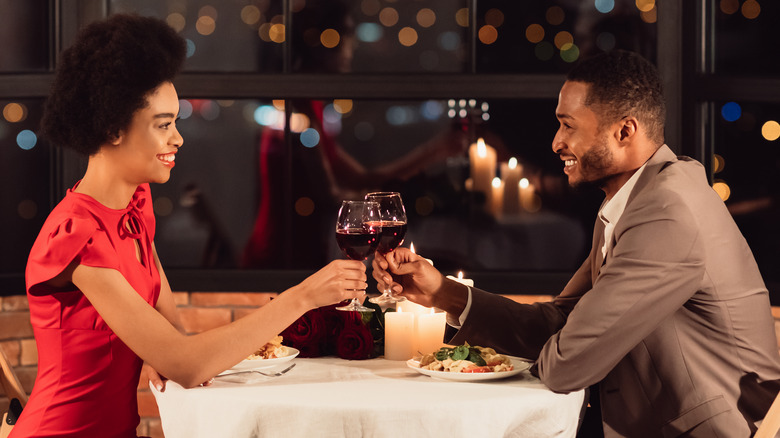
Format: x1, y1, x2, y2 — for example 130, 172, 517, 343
15, 14, 366, 437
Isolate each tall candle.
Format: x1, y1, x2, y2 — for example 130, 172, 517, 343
491, 177, 504, 218
519, 178, 537, 212
468, 138, 497, 211
385, 308, 415, 360
416, 309, 447, 355
501, 158, 522, 215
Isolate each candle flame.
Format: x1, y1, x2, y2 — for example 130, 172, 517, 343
508, 157, 517, 169
477, 138, 486, 158
492, 177, 502, 188
429, 308, 435, 315
410, 242, 416, 254
519, 178, 530, 189
397, 307, 403, 313
457, 271, 464, 279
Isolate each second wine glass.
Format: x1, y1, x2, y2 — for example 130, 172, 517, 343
365, 192, 408, 305
334, 200, 380, 312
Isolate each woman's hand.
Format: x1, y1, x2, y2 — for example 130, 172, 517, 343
372, 248, 444, 308
295, 259, 367, 309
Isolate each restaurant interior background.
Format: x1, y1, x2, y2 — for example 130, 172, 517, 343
2, 0, 779, 302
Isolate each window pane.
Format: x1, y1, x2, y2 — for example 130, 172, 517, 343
713, 101, 780, 299
0, 100, 50, 274
477, 0, 657, 73
714, 0, 780, 76
0, 2, 49, 72
148, 97, 596, 274
109, 0, 284, 72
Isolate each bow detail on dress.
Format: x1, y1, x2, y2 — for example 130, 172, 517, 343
118, 195, 147, 240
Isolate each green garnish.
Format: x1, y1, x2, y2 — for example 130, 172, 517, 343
432, 343, 486, 366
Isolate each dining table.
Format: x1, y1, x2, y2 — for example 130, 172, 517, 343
152, 355, 585, 437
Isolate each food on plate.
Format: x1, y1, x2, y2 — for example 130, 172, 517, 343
416, 344, 514, 373
247, 335, 288, 360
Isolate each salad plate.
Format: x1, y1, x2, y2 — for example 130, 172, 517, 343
406, 355, 531, 382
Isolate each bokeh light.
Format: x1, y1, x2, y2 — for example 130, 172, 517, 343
321, 29, 340, 48
269, 23, 285, 43
290, 113, 311, 133
178, 100, 193, 119
554, 31, 574, 49
712, 181, 731, 201
485, 8, 504, 27
300, 128, 320, 147
399, 27, 418, 46
154, 197, 174, 217
762, 120, 780, 141
720, 102, 742, 122
199, 100, 220, 121
240, 5, 261, 25
417, 8, 436, 28
640, 7, 657, 23
635, 0, 655, 12
195, 16, 216, 36
455, 8, 469, 27
560, 44, 580, 63
595, 0, 615, 14
18, 199, 38, 220
185, 39, 196, 57
438, 31, 460, 51
742, 0, 761, 19
420, 100, 444, 120
386, 106, 416, 126
3, 103, 26, 123
295, 197, 315, 216
415, 196, 435, 216
199, 5, 218, 20
166, 13, 186, 32
720, 0, 739, 14
254, 105, 282, 126
16, 129, 37, 150
361, 0, 381, 16
546, 6, 565, 25
713, 154, 725, 173
526, 24, 544, 43
333, 99, 353, 114
535, 42, 555, 61
478, 25, 498, 45
272, 100, 285, 111
379, 7, 399, 27
356, 22, 383, 42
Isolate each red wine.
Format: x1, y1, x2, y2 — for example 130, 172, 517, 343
336, 228, 379, 260
366, 221, 407, 254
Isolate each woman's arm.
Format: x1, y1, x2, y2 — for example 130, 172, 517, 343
71, 259, 366, 388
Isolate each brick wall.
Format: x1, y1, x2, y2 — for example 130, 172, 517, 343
3, 293, 780, 437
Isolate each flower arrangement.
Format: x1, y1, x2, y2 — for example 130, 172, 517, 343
281, 299, 387, 360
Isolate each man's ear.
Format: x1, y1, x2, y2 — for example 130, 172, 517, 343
618, 117, 638, 143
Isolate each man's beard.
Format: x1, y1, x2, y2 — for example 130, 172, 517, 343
570, 133, 614, 191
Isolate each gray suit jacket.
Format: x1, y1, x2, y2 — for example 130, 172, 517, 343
450, 145, 780, 437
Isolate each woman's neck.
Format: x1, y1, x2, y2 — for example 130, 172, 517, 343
74, 155, 138, 209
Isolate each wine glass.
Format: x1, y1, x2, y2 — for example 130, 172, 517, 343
335, 200, 380, 312
365, 192, 409, 305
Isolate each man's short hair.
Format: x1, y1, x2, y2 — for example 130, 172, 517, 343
567, 50, 666, 146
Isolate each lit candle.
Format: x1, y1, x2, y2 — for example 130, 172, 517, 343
519, 178, 537, 212
491, 177, 504, 218
501, 158, 522, 215
384, 308, 415, 360
468, 138, 497, 211
446, 271, 474, 287
416, 308, 447, 355
409, 242, 433, 266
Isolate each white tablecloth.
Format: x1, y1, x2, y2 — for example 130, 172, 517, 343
153, 357, 584, 438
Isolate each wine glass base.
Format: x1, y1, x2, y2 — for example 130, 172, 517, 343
369, 294, 407, 305
336, 303, 375, 312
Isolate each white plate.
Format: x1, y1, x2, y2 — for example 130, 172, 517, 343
406, 355, 531, 382
230, 347, 300, 371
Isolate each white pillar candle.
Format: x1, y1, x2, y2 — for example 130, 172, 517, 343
446, 271, 474, 287
491, 177, 504, 218
519, 178, 538, 213
501, 158, 522, 215
416, 309, 447, 355
468, 138, 497, 212
384, 308, 415, 360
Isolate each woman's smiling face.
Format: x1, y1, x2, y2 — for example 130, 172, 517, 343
110, 81, 182, 185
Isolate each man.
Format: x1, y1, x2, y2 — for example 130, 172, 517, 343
373, 50, 780, 437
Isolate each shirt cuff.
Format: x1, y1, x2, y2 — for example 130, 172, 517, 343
446, 286, 472, 329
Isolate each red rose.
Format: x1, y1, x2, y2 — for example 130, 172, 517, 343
336, 320, 375, 360
281, 308, 327, 358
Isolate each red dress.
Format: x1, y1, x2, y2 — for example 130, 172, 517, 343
14, 183, 160, 438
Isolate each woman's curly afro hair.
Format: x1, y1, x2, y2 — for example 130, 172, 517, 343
41, 14, 186, 155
